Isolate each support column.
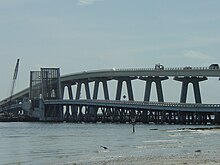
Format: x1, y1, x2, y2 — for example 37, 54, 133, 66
67, 84, 77, 121
93, 80, 99, 100
144, 81, 152, 101
193, 81, 202, 103
39, 98, 45, 121
65, 105, 70, 121
116, 79, 123, 100
179, 80, 189, 103
61, 84, 65, 99
155, 81, 164, 102
126, 80, 134, 100
61, 82, 75, 99
102, 81, 110, 100
76, 82, 82, 100
140, 76, 168, 102
92, 79, 110, 100
174, 76, 207, 103
67, 85, 73, 99
84, 82, 91, 99
115, 78, 135, 101
75, 81, 91, 100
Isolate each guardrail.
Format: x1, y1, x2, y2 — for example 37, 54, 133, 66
115, 66, 211, 72
45, 99, 220, 111
62, 66, 214, 75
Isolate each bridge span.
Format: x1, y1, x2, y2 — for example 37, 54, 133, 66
42, 99, 220, 124
0, 66, 220, 124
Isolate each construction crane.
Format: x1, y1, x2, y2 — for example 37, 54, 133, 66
9, 58, 20, 104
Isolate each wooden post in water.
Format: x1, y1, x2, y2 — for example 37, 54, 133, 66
131, 117, 136, 133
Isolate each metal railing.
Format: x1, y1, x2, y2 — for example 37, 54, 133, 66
3, 98, 220, 114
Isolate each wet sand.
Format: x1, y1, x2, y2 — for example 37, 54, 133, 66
68, 153, 220, 165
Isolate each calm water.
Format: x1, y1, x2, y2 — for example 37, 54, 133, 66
0, 122, 219, 165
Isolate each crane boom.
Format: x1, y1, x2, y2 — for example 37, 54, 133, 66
9, 59, 20, 101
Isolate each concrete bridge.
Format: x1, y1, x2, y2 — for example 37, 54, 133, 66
1, 65, 220, 124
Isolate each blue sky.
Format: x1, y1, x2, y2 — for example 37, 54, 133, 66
0, 0, 220, 102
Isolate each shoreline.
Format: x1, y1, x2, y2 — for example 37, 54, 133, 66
68, 152, 220, 165
68, 154, 220, 165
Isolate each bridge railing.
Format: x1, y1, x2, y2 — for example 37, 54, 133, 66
114, 66, 210, 72
46, 99, 220, 108
101, 100, 220, 108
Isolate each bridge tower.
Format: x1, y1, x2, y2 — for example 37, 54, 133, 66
29, 68, 62, 121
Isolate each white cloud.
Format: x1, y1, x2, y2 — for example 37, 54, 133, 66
183, 50, 214, 61
78, 0, 101, 6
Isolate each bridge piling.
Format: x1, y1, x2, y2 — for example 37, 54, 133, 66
214, 112, 220, 124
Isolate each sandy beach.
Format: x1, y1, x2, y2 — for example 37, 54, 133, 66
68, 152, 220, 165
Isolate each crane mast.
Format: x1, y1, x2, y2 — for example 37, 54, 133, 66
9, 59, 20, 103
